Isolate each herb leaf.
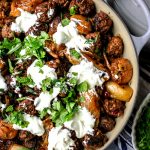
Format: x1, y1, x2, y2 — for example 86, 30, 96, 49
70, 49, 81, 59
6, 111, 29, 128
70, 5, 78, 15
77, 81, 89, 92
62, 18, 70, 27
17, 76, 34, 86
8, 59, 14, 74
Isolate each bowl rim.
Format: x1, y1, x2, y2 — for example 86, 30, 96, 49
93, 0, 139, 149
132, 93, 150, 150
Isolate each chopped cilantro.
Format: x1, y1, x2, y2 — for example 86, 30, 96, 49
72, 72, 78, 76
50, 89, 79, 126
39, 108, 50, 119
79, 96, 85, 102
16, 97, 27, 101
62, 18, 70, 27
0, 38, 22, 57
85, 39, 95, 44
70, 49, 81, 59
69, 5, 78, 15
6, 111, 29, 128
8, 59, 14, 74
17, 76, 34, 86
41, 78, 52, 92
77, 81, 89, 92
5, 105, 14, 112
35, 60, 44, 68
69, 77, 78, 86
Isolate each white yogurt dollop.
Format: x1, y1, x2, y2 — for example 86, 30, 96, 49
48, 126, 75, 150
13, 113, 45, 136
11, 8, 38, 33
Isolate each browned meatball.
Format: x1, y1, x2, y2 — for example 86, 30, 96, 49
19, 131, 37, 148
86, 32, 102, 53
106, 36, 123, 57
10, 0, 43, 17
91, 11, 113, 34
110, 58, 133, 84
49, 16, 61, 35
103, 99, 125, 117
22, 138, 37, 149
35, 1, 57, 23
2, 24, 14, 39
19, 131, 35, 141
99, 116, 116, 132
83, 129, 108, 149
26, 23, 49, 36
53, 0, 70, 7
1, 17, 15, 39
0, 120, 18, 140
0, 0, 11, 19
69, 0, 95, 16
17, 99, 37, 116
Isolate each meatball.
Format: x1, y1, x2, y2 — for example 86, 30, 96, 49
99, 116, 116, 132
1, 17, 15, 39
22, 138, 37, 149
91, 11, 113, 34
106, 36, 123, 57
103, 99, 125, 117
53, 0, 70, 7
0, 120, 18, 140
10, 0, 43, 17
49, 16, 61, 35
26, 23, 48, 36
110, 58, 133, 84
35, 1, 57, 23
69, 0, 95, 16
83, 129, 108, 149
17, 99, 37, 116
0, 0, 11, 19
19, 130, 35, 141
86, 32, 102, 53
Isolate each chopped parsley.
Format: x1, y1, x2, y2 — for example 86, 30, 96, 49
41, 78, 53, 92
16, 97, 27, 101
135, 103, 150, 150
35, 59, 44, 68
77, 81, 89, 92
62, 18, 70, 27
6, 111, 29, 128
69, 5, 78, 15
8, 59, 14, 74
70, 49, 81, 59
5, 105, 14, 112
50, 89, 79, 126
39, 108, 50, 119
0, 32, 49, 60
17, 76, 34, 86
0, 38, 22, 57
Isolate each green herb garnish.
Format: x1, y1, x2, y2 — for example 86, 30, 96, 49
8, 59, 14, 74
70, 49, 81, 59
62, 18, 70, 27
77, 81, 89, 92
16, 97, 27, 101
69, 5, 78, 15
39, 108, 50, 119
17, 76, 34, 86
5, 105, 14, 112
6, 111, 29, 128
135, 103, 150, 150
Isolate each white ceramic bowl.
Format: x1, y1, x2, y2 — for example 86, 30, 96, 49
132, 93, 150, 150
